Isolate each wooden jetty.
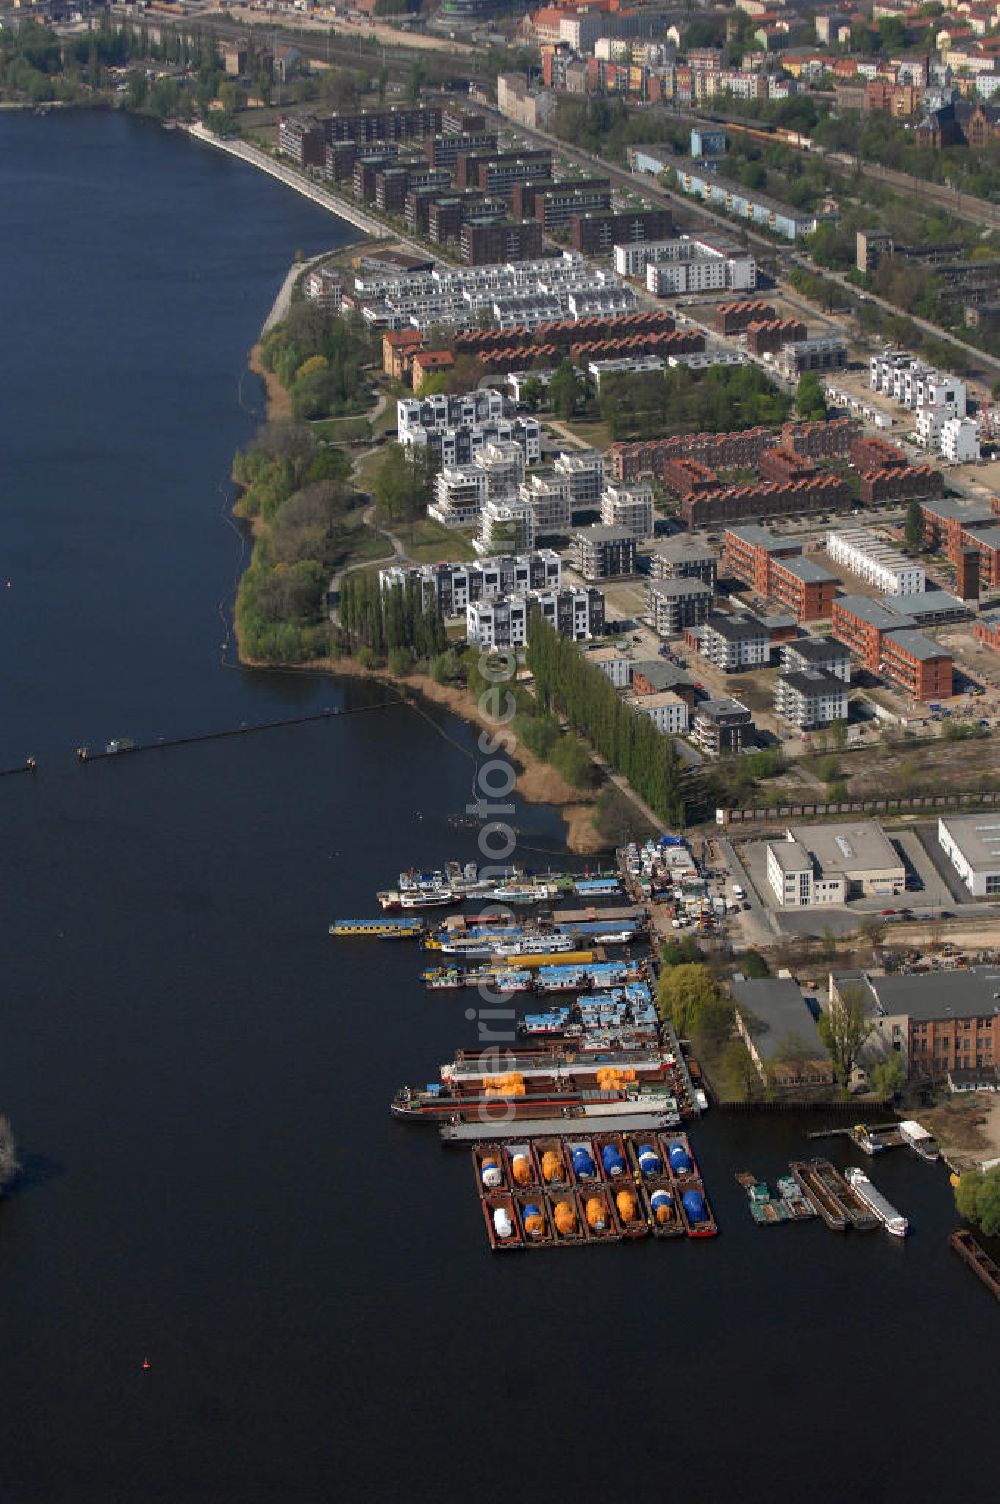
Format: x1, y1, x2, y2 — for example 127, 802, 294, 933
949, 1229, 1000, 1300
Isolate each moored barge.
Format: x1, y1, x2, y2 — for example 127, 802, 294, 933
844, 1167, 908, 1237
735, 1172, 789, 1226
677, 1179, 717, 1237
790, 1160, 851, 1231
483, 1194, 522, 1250
949, 1228, 1000, 1300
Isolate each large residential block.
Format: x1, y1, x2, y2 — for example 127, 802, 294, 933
379, 552, 561, 616
782, 636, 851, 682
831, 595, 952, 700
774, 669, 849, 729
571, 525, 637, 580
687, 612, 769, 672
724, 525, 838, 623
466, 586, 604, 649
647, 578, 713, 637
649, 537, 718, 588
600, 481, 655, 540
826, 528, 926, 595
691, 697, 753, 756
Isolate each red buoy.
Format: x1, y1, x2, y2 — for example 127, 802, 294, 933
141, 1357, 151, 1371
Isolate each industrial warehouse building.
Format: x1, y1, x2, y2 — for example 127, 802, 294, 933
938, 815, 1000, 898
762, 821, 905, 906
731, 978, 834, 1089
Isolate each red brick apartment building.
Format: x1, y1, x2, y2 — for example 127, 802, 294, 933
784, 416, 861, 459
920, 497, 1000, 590
745, 319, 807, 356
831, 596, 953, 700
723, 525, 839, 622
974, 608, 1000, 651
881, 630, 953, 700
453, 312, 674, 359
681, 475, 850, 529
713, 299, 777, 336
609, 418, 860, 483
859, 465, 944, 506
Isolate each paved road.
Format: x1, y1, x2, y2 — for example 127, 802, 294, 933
789, 252, 1000, 381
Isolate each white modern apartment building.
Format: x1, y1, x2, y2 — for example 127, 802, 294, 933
588, 355, 665, 391
826, 529, 926, 596
428, 466, 488, 528
630, 691, 690, 735
940, 416, 981, 463
380, 551, 562, 616
475, 494, 536, 555
553, 448, 606, 511
600, 481, 655, 540
774, 669, 850, 730
614, 234, 756, 291
466, 585, 603, 648
518, 471, 572, 535
398, 390, 541, 468
356, 252, 635, 334
868, 351, 967, 418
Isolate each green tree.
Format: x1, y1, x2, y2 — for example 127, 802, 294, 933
656, 963, 718, 1036
953, 1165, 1000, 1237
719, 1038, 757, 1100
821, 924, 838, 961
796, 371, 828, 421
904, 496, 925, 551
817, 983, 871, 1085
817, 754, 841, 785
740, 950, 770, 979
548, 358, 582, 422
124, 66, 148, 109
869, 1052, 906, 1099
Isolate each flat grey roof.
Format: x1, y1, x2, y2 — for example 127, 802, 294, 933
767, 838, 812, 873
730, 977, 829, 1059
884, 627, 948, 661
652, 537, 716, 562
705, 611, 767, 642
835, 595, 914, 631
632, 660, 694, 691
779, 669, 848, 696
696, 696, 751, 720
574, 525, 635, 543
649, 577, 713, 599
881, 589, 966, 619
940, 814, 1000, 874
969, 525, 1000, 550
778, 556, 837, 584
785, 636, 850, 663
921, 496, 996, 524
725, 524, 785, 551
787, 820, 903, 877
867, 967, 1000, 1022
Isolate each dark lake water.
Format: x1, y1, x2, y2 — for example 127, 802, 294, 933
0, 112, 994, 1504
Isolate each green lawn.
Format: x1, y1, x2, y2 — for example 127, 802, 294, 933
312, 415, 372, 444
399, 518, 477, 564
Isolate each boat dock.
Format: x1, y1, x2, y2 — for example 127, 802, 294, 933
807, 1123, 904, 1153
949, 1229, 1000, 1300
